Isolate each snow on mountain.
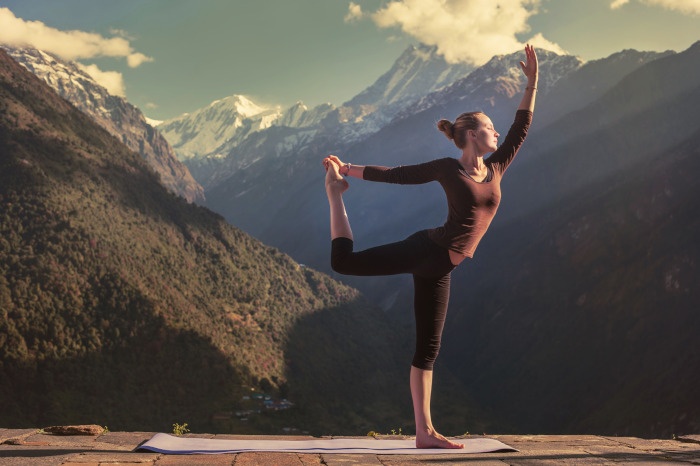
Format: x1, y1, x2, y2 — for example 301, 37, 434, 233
398, 49, 584, 121
2, 46, 205, 204
324, 43, 475, 143
276, 101, 335, 128
158, 95, 336, 164
157, 95, 282, 160
146, 116, 163, 127
159, 43, 475, 168
346, 43, 474, 109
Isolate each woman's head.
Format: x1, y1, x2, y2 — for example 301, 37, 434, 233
437, 112, 495, 151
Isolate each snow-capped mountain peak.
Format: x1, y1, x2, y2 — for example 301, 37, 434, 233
210, 94, 267, 118
345, 43, 475, 109
157, 94, 282, 160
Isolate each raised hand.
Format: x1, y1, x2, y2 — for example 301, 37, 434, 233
519, 44, 538, 85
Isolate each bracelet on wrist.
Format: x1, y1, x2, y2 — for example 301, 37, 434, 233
526, 86, 538, 91
343, 163, 351, 176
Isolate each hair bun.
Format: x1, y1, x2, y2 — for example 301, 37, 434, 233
437, 119, 454, 140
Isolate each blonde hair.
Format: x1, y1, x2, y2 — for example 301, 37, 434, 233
437, 112, 485, 149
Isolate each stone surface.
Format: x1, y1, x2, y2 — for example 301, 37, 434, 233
155, 454, 235, 465
97, 432, 154, 448
0, 444, 94, 466
1, 430, 699, 465
320, 453, 385, 465
0, 429, 39, 444
679, 434, 700, 444
234, 452, 306, 465
43, 426, 104, 437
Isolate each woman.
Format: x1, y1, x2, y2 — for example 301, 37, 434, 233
323, 45, 538, 449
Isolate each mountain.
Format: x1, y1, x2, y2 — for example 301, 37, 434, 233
1, 46, 204, 204
442, 121, 700, 438
347, 44, 475, 109
499, 44, 696, 225
277, 101, 335, 128
343, 42, 700, 436
443, 45, 700, 436
326, 43, 475, 142
206, 42, 700, 437
158, 96, 334, 189
204, 49, 579, 274
0, 48, 423, 435
158, 43, 475, 190
400, 48, 582, 121
535, 49, 675, 127
158, 95, 283, 161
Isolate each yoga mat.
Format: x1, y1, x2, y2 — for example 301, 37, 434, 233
137, 433, 517, 455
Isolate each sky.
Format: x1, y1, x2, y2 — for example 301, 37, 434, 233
0, 0, 698, 121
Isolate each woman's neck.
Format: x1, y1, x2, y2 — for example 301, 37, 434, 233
458, 147, 486, 173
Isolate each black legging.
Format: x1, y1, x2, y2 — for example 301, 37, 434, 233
331, 230, 456, 370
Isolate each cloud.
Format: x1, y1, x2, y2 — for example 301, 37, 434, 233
109, 28, 135, 40
610, 0, 700, 14
76, 63, 126, 97
344, 2, 364, 22
127, 52, 152, 68
365, 0, 563, 65
0, 7, 153, 67
527, 33, 567, 55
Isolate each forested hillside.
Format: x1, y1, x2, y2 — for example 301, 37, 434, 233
0, 49, 418, 435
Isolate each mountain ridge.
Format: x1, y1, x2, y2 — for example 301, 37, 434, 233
1, 46, 205, 204
158, 43, 477, 189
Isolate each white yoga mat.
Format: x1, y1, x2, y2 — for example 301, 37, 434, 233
137, 433, 516, 455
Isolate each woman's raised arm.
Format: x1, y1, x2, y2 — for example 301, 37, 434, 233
518, 44, 538, 113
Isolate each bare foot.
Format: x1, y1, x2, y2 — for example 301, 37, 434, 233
415, 430, 465, 449
325, 159, 349, 196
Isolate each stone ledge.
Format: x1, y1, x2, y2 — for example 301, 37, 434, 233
0, 429, 698, 465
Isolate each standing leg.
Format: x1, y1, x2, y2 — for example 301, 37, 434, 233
411, 273, 463, 449
411, 367, 463, 449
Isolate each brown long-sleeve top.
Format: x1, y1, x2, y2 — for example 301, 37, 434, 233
363, 109, 532, 258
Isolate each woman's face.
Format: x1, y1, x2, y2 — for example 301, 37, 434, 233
472, 115, 499, 153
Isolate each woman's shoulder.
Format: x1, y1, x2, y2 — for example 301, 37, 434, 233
431, 157, 459, 167
427, 157, 460, 172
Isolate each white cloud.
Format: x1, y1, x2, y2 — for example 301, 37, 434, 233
127, 52, 152, 68
366, 0, 563, 65
345, 2, 364, 22
0, 7, 153, 67
76, 63, 126, 97
610, 0, 630, 8
109, 28, 135, 40
527, 32, 567, 55
611, 0, 700, 14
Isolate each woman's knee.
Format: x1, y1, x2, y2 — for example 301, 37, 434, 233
412, 347, 440, 370
331, 255, 349, 274
331, 237, 354, 274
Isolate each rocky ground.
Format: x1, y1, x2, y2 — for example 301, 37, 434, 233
1, 427, 699, 465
